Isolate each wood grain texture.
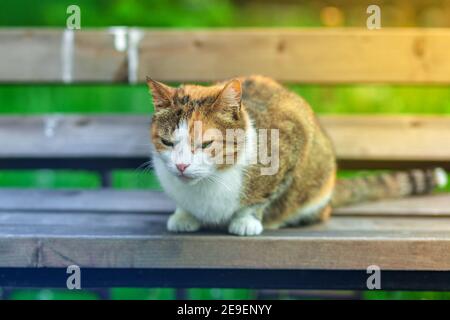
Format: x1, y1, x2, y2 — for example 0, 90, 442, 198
0, 189, 175, 213
0, 29, 62, 82
0, 209, 450, 270
1, 28, 450, 83
1, 189, 449, 217
319, 115, 450, 162
138, 28, 450, 83
0, 115, 448, 169
0, 29, 127, 83
333, 194, 450, 217
0, 115, 151, 158
0, 189, 448, 270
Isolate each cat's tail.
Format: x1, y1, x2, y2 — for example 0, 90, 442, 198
331, 168, 447, 208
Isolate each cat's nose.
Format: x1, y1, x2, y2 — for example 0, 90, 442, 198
176, 163, 190, 173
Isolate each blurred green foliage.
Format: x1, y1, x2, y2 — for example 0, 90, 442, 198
3, 0, 449, 28
364, 291, 450, 300
110, 288, 175, 300
0, 0, 232, 27
188, 289, 256, 300
9, 289, 99, 300
1, 84, 450, 115
0, 85, 150, 114
0, 0, 315, 28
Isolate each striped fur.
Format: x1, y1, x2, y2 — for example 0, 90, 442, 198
331, 168, 447, 207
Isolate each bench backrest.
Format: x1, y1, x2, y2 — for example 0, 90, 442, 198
0, 28, 449, 172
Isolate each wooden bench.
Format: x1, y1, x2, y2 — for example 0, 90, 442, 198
0, 28, 449, 290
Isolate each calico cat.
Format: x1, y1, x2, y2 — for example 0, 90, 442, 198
147, 75, 447, 236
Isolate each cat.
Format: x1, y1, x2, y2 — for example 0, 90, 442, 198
147, 75, 447, 236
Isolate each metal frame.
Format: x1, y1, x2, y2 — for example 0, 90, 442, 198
1, 157, 449, 171
0, 268, 449, 291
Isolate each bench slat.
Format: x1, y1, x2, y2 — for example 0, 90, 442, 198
0, 189, 449, 271
0, 115, 151, 158
2, 211, 450, 233
0, 29, 127, 83
0, 210, 450, 270
0, 189, 449, 217
0, 115, 449, 169
0, 189, 174, 213
138, 28, 450, 84
1, 28, 450, 83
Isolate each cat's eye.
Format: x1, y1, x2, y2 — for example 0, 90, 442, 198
201, 140, 214, 149
161, 138, 174, 147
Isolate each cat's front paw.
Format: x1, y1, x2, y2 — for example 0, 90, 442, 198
228, 215, 263, 236
167, 209, 201, 233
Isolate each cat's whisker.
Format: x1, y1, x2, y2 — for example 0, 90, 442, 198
134, 160, 152, 172
132, 161, 156, 189
208, 174, 233, 194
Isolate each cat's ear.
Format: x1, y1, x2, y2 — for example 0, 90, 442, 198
146, 77, 175, 110
213, 79, 242, 116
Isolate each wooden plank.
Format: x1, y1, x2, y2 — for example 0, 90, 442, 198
0, 115, 151, 158
333, 194, 450, 217
0, 115, 448, 169
1, 28, 450, 83
0, 189, 449, 217
0, 30, 62, 82
3, 211, 450, 233
138, 28, 450, 83
0, 189, 175, 213
320, 115, 450, 162
0, 29, 127, 83
0, 210, 450, 270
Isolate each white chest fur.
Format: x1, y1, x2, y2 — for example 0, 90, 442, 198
153, 156, 243, 226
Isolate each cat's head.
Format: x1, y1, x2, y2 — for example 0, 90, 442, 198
147, 78, 249, 183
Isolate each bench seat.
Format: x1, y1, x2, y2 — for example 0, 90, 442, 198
0, 189, 450, 290
0, 189, 449, 289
